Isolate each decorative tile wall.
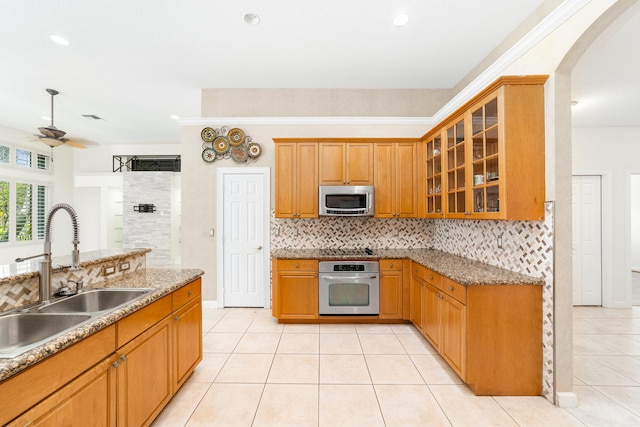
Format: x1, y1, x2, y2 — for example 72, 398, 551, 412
271, 203, 555, 402
123, 172, 175, 265
0, 254, 146, 312
271, 214, 434, 249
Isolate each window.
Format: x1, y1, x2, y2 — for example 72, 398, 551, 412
16, 149, 32, 168
0, 145, 9, 165
0, 181, 8, 243
37, 154, 51, 171
0, 180, 49, 245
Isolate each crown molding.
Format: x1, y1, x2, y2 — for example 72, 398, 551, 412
178, 116, 435, 126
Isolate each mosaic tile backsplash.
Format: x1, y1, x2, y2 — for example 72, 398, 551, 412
271, 203, 555, 401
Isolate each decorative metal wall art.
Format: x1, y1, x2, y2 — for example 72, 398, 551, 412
200, 126, 262, 163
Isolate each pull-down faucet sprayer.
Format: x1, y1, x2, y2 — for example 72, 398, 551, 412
15, 203, 80, 303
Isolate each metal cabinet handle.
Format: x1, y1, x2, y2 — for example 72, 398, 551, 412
448, 286, 454, 291
113, 361, 120, 368
188, 290, 193, 296
175, 315, 180, 321
295, 263, 300, 268
120, 354, 127, 361
389, 263, 393, 268
429, 275, 434, 280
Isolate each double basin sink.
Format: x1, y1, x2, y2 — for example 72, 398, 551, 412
0, 288, 153, 359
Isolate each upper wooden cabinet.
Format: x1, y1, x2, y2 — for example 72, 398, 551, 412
374, 142, 418, 218
422, 75, 547, 220
275, 141, 318, 218
319, 142, 374, 185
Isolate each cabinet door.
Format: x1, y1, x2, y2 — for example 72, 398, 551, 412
440, 294, 467, 379
276, 272, 318, 319
7, 357, 117, 427
445, 117, 468, 218
173, 298, 202, 389
117, 317, 172, 427
297, 143, 319, 217
346, 143, 374, 185
395, 142, 418, 217
318, 142, 345, 185
275, 142, 318, 218
409, 276, 423, 332
379, 269, 403, 319
374, 143, 395, 217
422, 283, 441, 350
425, 133, 445, 217
275, 143, 297, 217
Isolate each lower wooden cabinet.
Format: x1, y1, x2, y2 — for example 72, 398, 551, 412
379, 259, 403, 319
412, 266, 541, 396
7, 355, 117, 427
272, 259, 319, 319
117, 316, 173, 427
1, 278, 203, 426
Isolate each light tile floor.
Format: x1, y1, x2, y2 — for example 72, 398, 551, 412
152, 306, 640, 426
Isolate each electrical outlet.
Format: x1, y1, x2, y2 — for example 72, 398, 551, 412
103, 264, 116, 276
119, 261, 130, 272
497, 234, 504, 249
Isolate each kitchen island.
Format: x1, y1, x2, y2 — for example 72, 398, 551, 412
0, 250, 204, 425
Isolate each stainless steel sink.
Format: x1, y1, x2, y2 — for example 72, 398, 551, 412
0, 313, 92, 357
38, 288, 152, 314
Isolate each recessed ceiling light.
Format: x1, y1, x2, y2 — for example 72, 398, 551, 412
170, 115, 180, 120
243, 13, 260, 25
393, 14, 410, 27
49, 34, 70, 46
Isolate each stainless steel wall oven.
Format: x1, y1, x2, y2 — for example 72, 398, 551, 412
318, 261, 379, 315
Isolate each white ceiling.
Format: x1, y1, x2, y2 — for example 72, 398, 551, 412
0, 0, 636, 149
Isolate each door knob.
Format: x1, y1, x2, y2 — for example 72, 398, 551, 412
257, 245, 263, 250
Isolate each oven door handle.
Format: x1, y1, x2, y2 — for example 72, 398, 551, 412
320, 275, 378, 280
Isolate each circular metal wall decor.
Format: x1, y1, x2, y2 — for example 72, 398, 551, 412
200, 126, 262, 164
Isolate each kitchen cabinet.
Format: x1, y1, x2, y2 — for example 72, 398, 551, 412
425, 132, 445, 217
410, 263, 541, 395
318, 142, 373, 185
6, 345, 117, 427
374, 142, 418, 218
272, 259, 319, 319
0, 279, 203, 426
422, 75, 547, 220
117, 315, 172, 427
172, 281, 203, 389
274, 141, 318, 218
379, 259, 403, 319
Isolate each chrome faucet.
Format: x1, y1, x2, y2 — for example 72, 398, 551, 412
15, 203, 80, 303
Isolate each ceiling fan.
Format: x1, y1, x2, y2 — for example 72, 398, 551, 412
35, 88, 87, 149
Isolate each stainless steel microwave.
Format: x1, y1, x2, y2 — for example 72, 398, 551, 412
319, 185, 374, 217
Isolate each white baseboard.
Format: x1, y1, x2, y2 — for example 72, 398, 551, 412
556, 392, 578, 408
202, 300, 219, 309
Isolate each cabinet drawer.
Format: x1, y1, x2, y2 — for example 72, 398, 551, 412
173, 278, 202, 310
411, 262, 425, 280
441, 277, 467, 304
117, 295, 172, 348
380, 259, 402, 271
424, 268, 441, 287
276, 259, 319, 271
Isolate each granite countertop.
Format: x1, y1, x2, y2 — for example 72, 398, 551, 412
0, 266, 204, 382
271, 248, 544, 286
0, 248, 152, 283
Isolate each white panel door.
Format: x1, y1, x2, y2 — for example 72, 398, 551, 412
223, 172, 265, 307
572, 175, 602, 306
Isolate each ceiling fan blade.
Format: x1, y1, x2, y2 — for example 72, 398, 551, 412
64, 139, 87, 149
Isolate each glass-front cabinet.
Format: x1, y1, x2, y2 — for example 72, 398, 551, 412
445, 117, 467, 218
420, 75, 547, 221
425, 132, 444, 217
470, 97, 500, 217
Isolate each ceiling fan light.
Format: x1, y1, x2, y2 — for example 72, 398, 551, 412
49, 34, 70, 46
39, 137, 66, 148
